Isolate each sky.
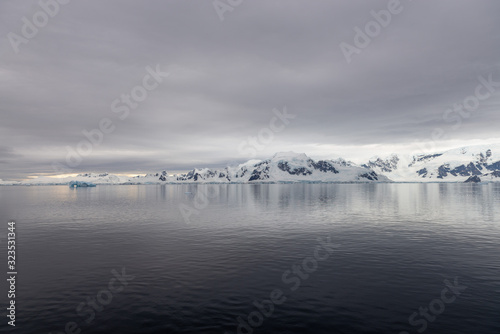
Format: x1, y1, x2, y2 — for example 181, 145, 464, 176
1, 0, 500, 180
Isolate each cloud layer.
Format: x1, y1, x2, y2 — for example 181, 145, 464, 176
1, 0, 499, 180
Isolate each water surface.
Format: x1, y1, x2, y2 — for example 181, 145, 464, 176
0, 183, 499, 334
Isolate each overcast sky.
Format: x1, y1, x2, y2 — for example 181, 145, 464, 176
1, 0, 500, 180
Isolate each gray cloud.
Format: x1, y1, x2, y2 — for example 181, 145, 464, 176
1, 0, 500, 180
0, 146, 22, 163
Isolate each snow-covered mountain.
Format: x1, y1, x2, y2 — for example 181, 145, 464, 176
17, 172, 167, 185
4, 145, 500, 185
15, 152, 389, 185
363, 144, 500, 183
173, 152, 388, 183
363, 154, 400, 173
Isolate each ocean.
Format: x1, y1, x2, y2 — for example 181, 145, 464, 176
0, 183, 499, 334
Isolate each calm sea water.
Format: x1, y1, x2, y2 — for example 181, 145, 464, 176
0, 184, 499, 334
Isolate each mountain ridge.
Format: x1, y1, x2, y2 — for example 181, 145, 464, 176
3, 144, 500, 185
363, 143, 500, 183
5, 152, 389, 185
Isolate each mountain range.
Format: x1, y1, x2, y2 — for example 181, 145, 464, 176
2, 144, 499, 185
363, 144, 500, 183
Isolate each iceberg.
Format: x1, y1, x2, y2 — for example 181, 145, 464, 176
69, 181, 97, 188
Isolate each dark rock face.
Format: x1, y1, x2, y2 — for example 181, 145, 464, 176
490, 171, 500, 178
359, 171, 379, 181
235, 167, 248, 179
486, 160, 500, 171
248, 166, 270, 181
417, 168, 428, 177
437, 165, 451, 179
465, 175, 481, 183
454, 163, 482, 176
277, 161, 312, 176
158, 170, 168, 181
410, 153, 443, 166
332, 158, 352, 167
248, 161, 271, 181
363, 155, 399, 173
275, 159, 340, 176
218, 169, 231, 181
311, 161, 339, 173
478, 150, 493, 164
176, 170, 195, 181
437, 163, 483, 179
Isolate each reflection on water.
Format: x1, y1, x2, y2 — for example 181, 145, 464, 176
0, 183, 499, 334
